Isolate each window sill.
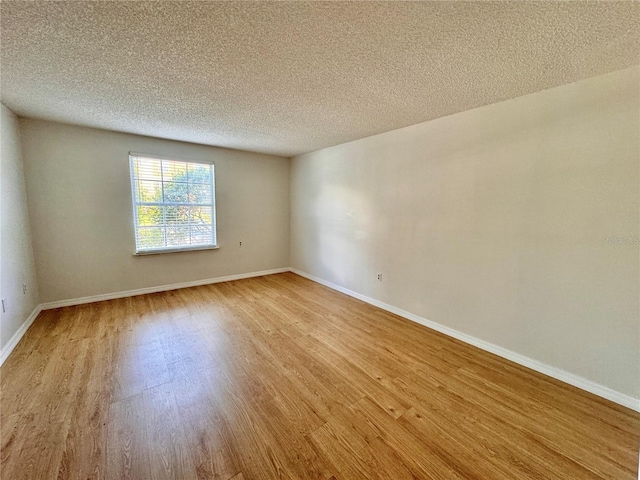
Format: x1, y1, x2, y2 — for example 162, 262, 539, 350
134, 245, 220, 256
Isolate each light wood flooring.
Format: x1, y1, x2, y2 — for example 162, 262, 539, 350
1, 272, 639, 479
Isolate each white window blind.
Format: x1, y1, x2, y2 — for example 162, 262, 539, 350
129, 154, 217, 254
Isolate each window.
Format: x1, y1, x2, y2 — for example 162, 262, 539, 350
129, 153, 217, 254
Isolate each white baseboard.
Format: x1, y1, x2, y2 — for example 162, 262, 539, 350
290, 268, 640, 413
1, 268, 289, 366
6, 266, 638, 412
40, 267, 290, 310
0, 304, 43, 366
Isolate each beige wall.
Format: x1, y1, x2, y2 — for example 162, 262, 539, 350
1, 104, 40, 351
291, 67, 640, 399
20, 120, 290, 303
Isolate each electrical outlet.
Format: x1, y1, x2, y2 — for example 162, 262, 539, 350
377, 273, 383, 282
239, 241, 243, 247
23, 284, 27, 295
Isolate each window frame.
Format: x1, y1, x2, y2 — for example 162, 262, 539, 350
129, 152, 218, 255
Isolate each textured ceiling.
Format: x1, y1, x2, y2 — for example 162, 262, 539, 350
1, 1, 639, 157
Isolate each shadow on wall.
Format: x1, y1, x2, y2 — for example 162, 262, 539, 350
316, 184, 376, 288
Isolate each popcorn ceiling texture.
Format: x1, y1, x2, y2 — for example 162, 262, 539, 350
1, 1, 639, 157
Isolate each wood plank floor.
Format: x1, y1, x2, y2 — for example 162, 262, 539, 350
1, 272, 638, 479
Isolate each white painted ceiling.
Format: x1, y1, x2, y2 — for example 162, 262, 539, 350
1, 1, 638, 157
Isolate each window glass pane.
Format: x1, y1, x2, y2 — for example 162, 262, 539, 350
162, 160, 188, 182
191, 225, 213, 245
134, 158, 162, 181
163, 181, 189, 203
189, 183, 212, 204
137, 227, 165, 249
166, 226, 190, 246
190, 206, 213, 225
137, 206, 163, 227
188, 163, 210, 184
137, 180, 163, 203
165, 206, 190, 225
